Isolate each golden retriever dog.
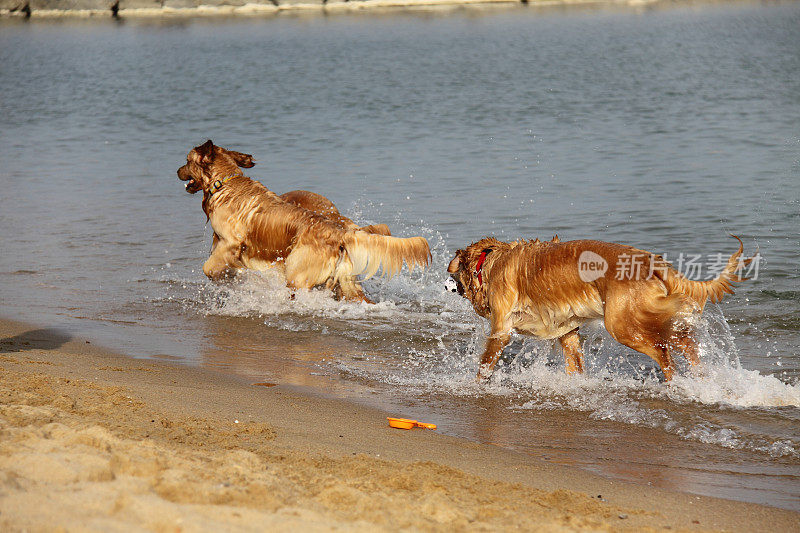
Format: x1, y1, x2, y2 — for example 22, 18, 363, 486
177, 140, 430, 303
447, 236, 752, 381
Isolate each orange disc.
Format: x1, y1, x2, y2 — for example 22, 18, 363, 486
387, 417, 416, 429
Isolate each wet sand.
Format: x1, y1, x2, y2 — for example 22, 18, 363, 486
0, 318, 797, 532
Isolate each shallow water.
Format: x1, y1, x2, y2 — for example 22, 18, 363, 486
1, 0, 799, 510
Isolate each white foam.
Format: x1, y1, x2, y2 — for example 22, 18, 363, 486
667, 366, 800, 409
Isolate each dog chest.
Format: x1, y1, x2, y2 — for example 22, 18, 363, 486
510, 311, 585, 340
510, 294, 603, 340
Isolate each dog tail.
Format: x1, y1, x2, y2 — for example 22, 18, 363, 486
344, 231, 431, 280
659, 235, 754, 311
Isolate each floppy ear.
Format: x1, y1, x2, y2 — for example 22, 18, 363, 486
447, 252, 462, 273
229, 150, 255, 168
196, 140, 215, 164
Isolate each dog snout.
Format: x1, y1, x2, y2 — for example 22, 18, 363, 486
177, 165, 201, 194
177, 165, 191, 181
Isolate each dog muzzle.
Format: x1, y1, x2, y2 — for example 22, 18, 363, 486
177, 165, 201, 194
184, 179, 200, 194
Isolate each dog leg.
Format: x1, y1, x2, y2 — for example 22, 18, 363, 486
477, 333, 510, 381
334, 274, 374, 304
326, 247, 375, 304
203, 240, 241, 281
339, 282, 374, 304
672, 330, 700, 367
610, 332, 675, 381
603, 284, 677, 381
559, 329, 585, 375
284, 244, 336, 292
657, 348, 675, 381
619, 337, 675, 381
477, 316, 512, 382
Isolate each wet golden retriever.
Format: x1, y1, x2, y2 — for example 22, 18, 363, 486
447, 236, 752, 381
177, 140, 430, 303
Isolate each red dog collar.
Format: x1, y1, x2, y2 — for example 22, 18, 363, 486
475, 251, 488, 285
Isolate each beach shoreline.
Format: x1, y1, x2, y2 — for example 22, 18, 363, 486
1, 316, 797, 531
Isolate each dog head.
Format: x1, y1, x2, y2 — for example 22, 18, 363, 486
447, 237, 503, 315
177, 140, 255, 194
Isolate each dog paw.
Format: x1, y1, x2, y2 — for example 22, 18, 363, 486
475, 371, 492, 384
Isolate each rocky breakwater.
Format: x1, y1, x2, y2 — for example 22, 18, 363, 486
1, 0, 520, 17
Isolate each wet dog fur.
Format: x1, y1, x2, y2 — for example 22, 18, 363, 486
177, 140, 429, 303
447, 236, 752, 381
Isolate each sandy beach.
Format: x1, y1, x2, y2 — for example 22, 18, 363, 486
0, 318, 797, 532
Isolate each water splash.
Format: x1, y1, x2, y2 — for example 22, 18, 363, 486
168, 205, 799, 459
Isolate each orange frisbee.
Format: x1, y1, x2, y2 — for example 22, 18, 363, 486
387, 417, 437, 430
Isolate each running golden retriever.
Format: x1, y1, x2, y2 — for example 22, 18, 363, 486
447, 236, 752, 381
177, 140, 429, 303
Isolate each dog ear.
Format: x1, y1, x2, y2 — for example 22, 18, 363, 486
447, 252, 462, 273
229, 150, 255, 168
196, 140, 215, 164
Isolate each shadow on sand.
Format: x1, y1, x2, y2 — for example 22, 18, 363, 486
0, 328, 72, 354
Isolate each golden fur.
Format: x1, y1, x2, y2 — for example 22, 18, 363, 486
447, 236, 752, 381
177, 140, 429, 302
278, 190, 391, 237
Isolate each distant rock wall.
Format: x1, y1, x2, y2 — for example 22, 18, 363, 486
2, 0, 520, 16
0, 0, 316, 13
